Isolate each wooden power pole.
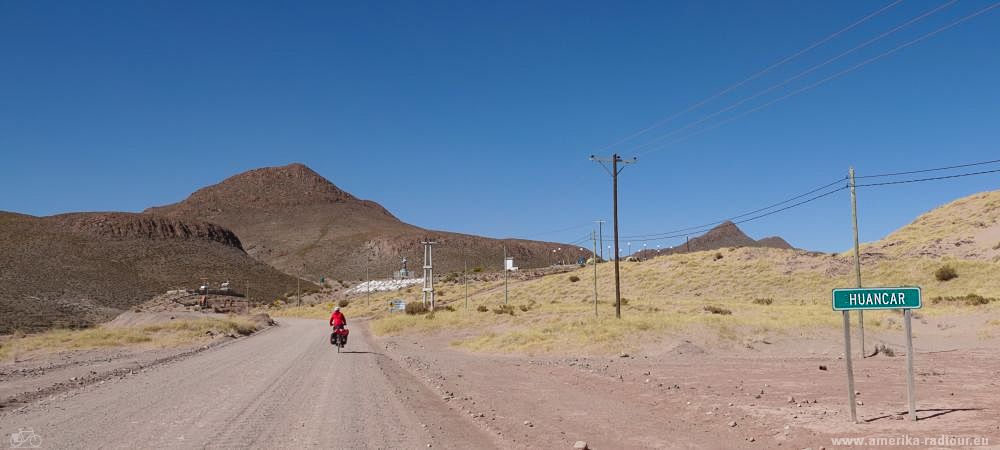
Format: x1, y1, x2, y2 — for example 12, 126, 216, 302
591, 153, 636, 319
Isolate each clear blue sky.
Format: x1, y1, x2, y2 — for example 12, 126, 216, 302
2, 1, 998, 253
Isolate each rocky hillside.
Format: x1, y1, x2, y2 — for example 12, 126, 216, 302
633, 221, 794, 260
146, 163, 589, 280
865, 190, 1000, 261
0, 212, 311, 333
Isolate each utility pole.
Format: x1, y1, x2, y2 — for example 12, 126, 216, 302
422, 239, 437, 310
849, 167, 865, 358
503, 244, 509, 306
297, 277, 301, 306
591, 153, 637, 319
595, 220, 605, 260
366, 256, 371, 307
592, 230, 598, 318
464, 252, 469, 312
686, 236, 690, 253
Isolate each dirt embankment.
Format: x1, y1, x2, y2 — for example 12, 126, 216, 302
0, 211, 312, 333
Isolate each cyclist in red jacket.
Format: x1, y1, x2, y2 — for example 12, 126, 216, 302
329, 306, 347, 330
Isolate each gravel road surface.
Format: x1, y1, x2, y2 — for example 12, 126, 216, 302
0, 319, 497, 449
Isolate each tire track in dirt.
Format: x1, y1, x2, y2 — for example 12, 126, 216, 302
0, 319, 497, 449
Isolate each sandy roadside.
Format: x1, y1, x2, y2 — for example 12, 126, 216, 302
373, 328, 1000, 449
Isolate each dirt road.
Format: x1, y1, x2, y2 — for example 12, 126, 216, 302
0, 319, 496, 449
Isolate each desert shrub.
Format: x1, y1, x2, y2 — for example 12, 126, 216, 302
472, 267, 484, 273
713, 252, 724, 261
440, 304, 456, 312
874, 343, 895, 357
703, 305, 732, 315
931, 294, 994, 306
752, 298, 773, 306
568, 275, 581, 283
934, 265, 958, 281
405, 302, 429, 315
518, 304, 529, 312
337, 299, 349, 308
442, 272, 457, 283
493, 305, 516, 316
476, 305, 489, 312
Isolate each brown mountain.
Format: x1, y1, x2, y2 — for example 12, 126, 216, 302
146, 163, 589, 281
632, 221, 794, 259
0, 211, 309, 333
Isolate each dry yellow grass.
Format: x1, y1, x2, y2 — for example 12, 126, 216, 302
864, 190, 1000, 259
0, 316, 258, 361
368, 247, 1000, 354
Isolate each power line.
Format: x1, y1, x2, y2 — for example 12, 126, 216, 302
620, 177, 846, 239
856, 167, 1000, 187
856, 158, 1000, 179
595, 0, 903, 152
633, 0, 958, 156
637, 1, 1000, 156
613, 186, 849, 243
519, 221, 594, 239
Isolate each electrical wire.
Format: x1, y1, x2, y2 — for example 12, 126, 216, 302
855, 167, 1000, 187
595, 0, 903, 152
856, 158, 1000, 179
519, 222, 594, 239
619, 177, 846, 239
632, 0, 958, 155
607, 186, 848, 243
638, 1, 1000, 156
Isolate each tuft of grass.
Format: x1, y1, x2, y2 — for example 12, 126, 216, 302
476, 305, 489, 312
703, 305, 732, 315
405, 302, 429, 315
338, 299, 349, 308
568, 275, 581, 283
931, 294, 995, 306
935, 265, 958, 281
493, 305, 516, 316
752, 298, 774, 306
0, 317, 258, 361
713, 252, 724, 261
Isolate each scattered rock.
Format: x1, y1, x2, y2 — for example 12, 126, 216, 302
524, 420, 533, 427
728, 421, 737, 427
856, 400, 863, 406
573, 441, 589, 450
787, 396, 795, 404
818, 365, 827, 371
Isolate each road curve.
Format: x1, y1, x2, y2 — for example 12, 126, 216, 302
0, 319, 497, 449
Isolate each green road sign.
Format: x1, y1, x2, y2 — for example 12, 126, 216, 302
832, 287, 922, 311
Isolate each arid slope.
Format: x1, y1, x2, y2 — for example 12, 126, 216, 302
146, 163, 588, 280
865, 189, 1000, 260
0, 212, 308, 333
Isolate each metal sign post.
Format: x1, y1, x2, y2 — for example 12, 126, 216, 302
903, 309, 917, 421
842, 310, 858, 423
833, 287, 921, 422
